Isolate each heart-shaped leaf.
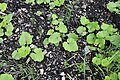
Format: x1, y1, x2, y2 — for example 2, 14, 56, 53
30, 48, 44, 62
49, 32, 61, 44
18, 46, 30, 58
19, 32, 33, 46
63, 38, 78, 52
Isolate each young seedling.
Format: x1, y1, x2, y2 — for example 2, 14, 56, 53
0, 3, 13, 43
0, 3, 7, 12
12, 32, 44, 62
43, 14, 67, 46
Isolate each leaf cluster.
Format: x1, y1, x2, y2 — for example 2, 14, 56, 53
107, 1, 120, 14
0, 3, 13, 43
44, 14, 78, 52
25, 0, 65, 9
12, 32, 44, 62
92, 54, 110, 67
79, 16, 119, 50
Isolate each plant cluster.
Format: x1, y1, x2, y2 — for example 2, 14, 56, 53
78, 16, 120, 80
43, 14, 78, 52
25, 0, 65, 9
0, 3, 13, 43
107, 1, 120, 14
12, 32, 44, 62
78, 16, 118, 50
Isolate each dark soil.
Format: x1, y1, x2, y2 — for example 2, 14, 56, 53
0, 0, 120, 80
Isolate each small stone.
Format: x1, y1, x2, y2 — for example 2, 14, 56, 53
62, 76, 65, 80
46, 14, 51, 18
82, 5, 87, 9
49, 54, 53, 58
74, 5, 79, 9
15, 28, 19, 33
84, 46, 90, 54
30, 44, 35, 48
40, 16, 44, 20
36, 36, 39, 39
60, 72, 65, 76
40, 69, 44, 75
89, 0, 93, 3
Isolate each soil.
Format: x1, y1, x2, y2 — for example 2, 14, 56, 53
0, 0, 120, 80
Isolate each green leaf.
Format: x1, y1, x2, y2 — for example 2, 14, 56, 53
92, 57, 101, 65
58, 19, 64, 22
36, 0, 44, 4
52, 14, 58, 20
88, 46, 96, 51
19, 32, 33, 46
63, 38, 78, 52
0, 38, 3, 43
110, 73, 118, 80
76, 26, 87, 36
36, 11, 42, 15
118, 72, 120, 80
87, 33, 96, 44
43, 38, 49, 45
52, 20, 59, 25
30, 48, 44, 62
107, 2, 120, 13
0, 73, 14, 80
101, 58, 110, 67
43, 0, 50, 4
109, 35, 120, 47
25, 0, 35, 5
0, 3, 7, 12
49, 32, 61, 44
3, 14, 13, 24
0, 28, 4, 36
94, 39, 105, 49
58, 22, 68, 33
5, 22, 14, 36
67, 33, 78, 41
86, 22, 100, 32
101, 23, 117, 34
104, 76, 110, 80
80, 16, 90, 25
96, 54, 103, 59
54, 0, 64, 6
5, 31, 13, 37
18, 46, 30, 58
12, 50, 21, 60
47, 29, 54, 35
49, 2, 55, 9
96, 31, 109, 39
